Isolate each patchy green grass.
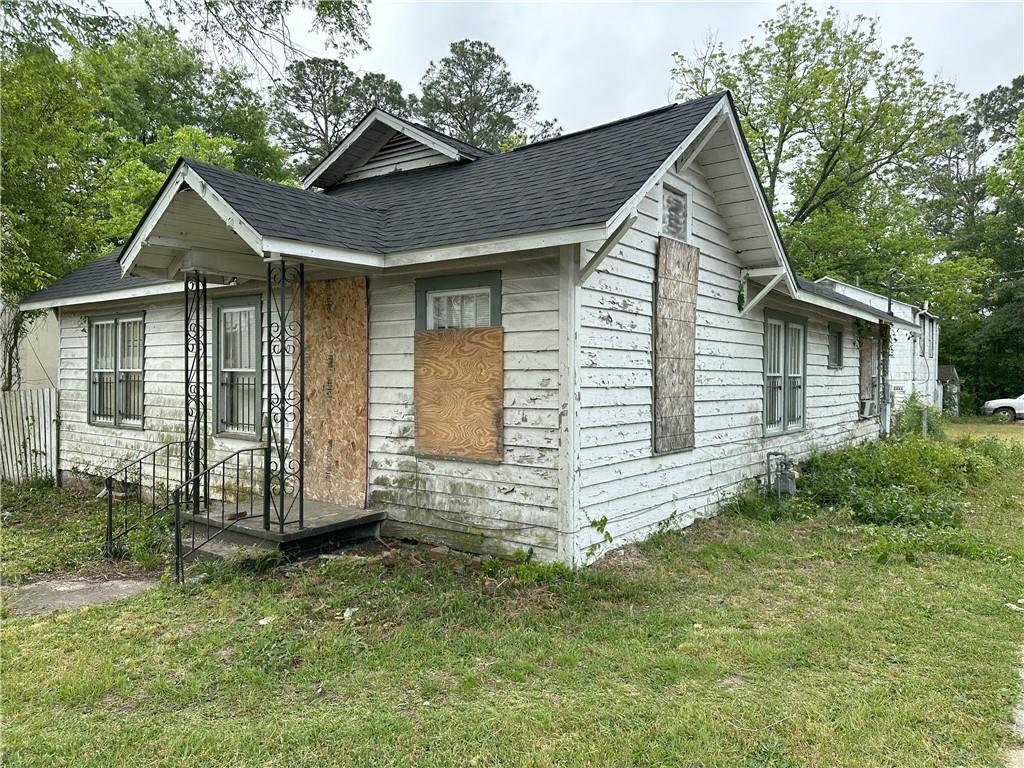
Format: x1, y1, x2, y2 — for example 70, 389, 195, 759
948, 416, 1024, 443
2, 435, 1023, 766
1, 481, 167, 584
1, 482, 111, 583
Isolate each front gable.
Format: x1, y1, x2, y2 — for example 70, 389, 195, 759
302, 109, 489, 190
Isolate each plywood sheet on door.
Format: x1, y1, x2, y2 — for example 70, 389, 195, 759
304, 277, 368, 506
414, 327, 504, 461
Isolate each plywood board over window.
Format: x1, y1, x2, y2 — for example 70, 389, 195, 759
304, 277, 368, 507
414, 327, 504, 461
654, 237, 699, 452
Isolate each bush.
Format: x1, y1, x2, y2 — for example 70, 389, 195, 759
848, 487, 962, 528
894, 393, 947, 439
721, 491, 818, 523
799, 436, 987, 503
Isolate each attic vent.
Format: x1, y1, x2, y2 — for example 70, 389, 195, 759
375, 133, 421, 161
341, 130, 454, 182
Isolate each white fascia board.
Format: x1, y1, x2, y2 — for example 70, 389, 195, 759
301, 110, 463, 190
119, 167, 188, 277
605, 96, 729, 234
261, 237, 385, 269
384, 224, 608, 268
120, 164, 264, 278
719, 110, 799, 297
181, 166, 263, 255
813, 275, 919, 312
21, 283, 181, 311
796, 290, 919, 330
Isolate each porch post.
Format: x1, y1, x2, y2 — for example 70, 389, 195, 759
184, 271, 208, 515
265, 258, 305, 531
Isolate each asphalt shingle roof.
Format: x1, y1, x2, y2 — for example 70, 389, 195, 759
23, 93, 736, 305
796, 277, 901, 322
22, 248, 167, 305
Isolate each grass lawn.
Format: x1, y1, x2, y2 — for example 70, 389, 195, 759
2, 429, 1023, 767
947, 416, 1024, 443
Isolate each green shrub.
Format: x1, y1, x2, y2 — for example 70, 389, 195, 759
799, 436, 986, 503
848, 487, 962, 528
894, 393, 947, 439
721, 492, 817, 523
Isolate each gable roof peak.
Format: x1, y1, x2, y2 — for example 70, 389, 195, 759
302, 108, 490, 190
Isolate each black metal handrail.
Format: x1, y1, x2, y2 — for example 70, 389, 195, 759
104, 440, 189, 556
172, 446, 269, 582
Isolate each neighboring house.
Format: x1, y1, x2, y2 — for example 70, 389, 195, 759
813, 278, 941, 416
937, 365, 960, 416
22, 92, 917, 566
2, 302, 58, 390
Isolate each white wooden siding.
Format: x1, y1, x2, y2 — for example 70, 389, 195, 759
571, 159, 879, 563
58, 292, 272, 482
367, 255, 564, 559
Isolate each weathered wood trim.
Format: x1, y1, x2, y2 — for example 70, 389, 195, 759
413, 271, 502, 330
579, 214, 637, 286
302, 109, 466, 190
558, 244, 581, 564
384, 225, 608, 268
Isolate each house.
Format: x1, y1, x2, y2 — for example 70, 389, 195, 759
1, 300, 58, 390
21, 92, 918, 569
812, 278, 942, 416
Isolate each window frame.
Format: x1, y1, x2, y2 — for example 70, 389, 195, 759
415, 271, 501, 331
87, 312, 146, 429
827, 323, 844, 369
213, 295, 262, 440
425, 286, 494, 330
660, 176, 693, 245
763, 310, 807, 436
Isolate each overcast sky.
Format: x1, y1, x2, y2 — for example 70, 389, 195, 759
274, 1, 1024, 132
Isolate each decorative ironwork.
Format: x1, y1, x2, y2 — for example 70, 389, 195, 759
172, 446, 268, 583
103, 440, 188, 556
184, 272, 208, 516
264, 259, 305, 532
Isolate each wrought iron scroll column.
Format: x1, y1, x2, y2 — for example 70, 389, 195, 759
184, 272, 208, 515
264, 259, 304, 532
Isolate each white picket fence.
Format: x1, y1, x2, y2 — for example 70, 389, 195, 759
0, 388, 58, 484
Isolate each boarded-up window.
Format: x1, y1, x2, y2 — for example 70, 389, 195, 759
414, 327, 504, 461
653, 236, 699, 452
827, 324, 843, 368
860, 334, 878, 406
414, 272, 503, 461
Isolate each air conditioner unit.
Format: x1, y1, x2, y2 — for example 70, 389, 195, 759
859, 399, 878, 418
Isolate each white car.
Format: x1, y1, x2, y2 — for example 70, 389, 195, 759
981, 394, 1024, 420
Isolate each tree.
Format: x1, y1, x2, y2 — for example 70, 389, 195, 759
672, 4, 955, 231
416, 40, 559, 152
2, 0, 370, 72
77, 23, 287, 181
272, 58, 409, 173
0, 45, 110, 388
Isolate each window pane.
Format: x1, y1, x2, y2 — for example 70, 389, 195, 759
92, 321, 115, 371
220, 307, 257, 371
786, 325, 804, 426
662, 188, 688, 241
428, 289, 491, 329
765, 320, 784, 430
118, 318, 143, 371
218, 303, 258, 433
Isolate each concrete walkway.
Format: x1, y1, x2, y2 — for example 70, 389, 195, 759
4, 577, 157, 616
